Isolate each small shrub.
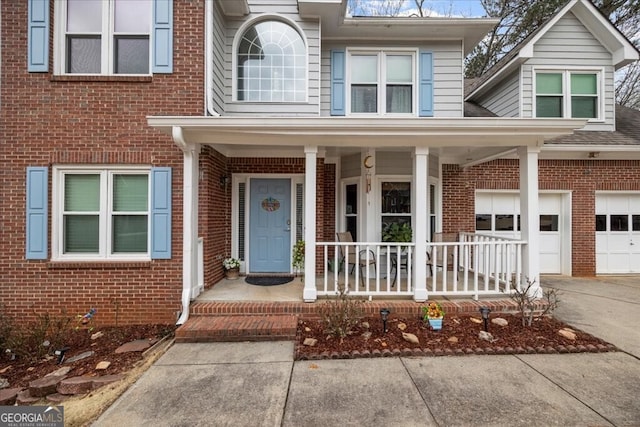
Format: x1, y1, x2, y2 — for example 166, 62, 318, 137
3, 312, 75, 363
292, 240, 305, 276
320, 286, 365, 342
511, 279, 560, 327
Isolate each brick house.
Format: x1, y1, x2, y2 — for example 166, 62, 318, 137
1, 0, 638, 325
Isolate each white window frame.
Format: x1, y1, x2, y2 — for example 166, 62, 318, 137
53, 0, 152, 76
533, 67, 604, 121
346, 48, 417, 117
52, 166, 152, 261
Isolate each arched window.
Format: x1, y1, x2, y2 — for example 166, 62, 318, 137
237, 20, 306, 102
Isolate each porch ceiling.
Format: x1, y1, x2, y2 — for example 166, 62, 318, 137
148, 117, 586, 155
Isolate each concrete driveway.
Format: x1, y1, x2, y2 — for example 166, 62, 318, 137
94, 277, 640, 427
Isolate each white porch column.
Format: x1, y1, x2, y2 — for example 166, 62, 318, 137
518, 146, 541, 297
303, 146, 318, 302
176, 141, 200, 324
413, 147, 429, 302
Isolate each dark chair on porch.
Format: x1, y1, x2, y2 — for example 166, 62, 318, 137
336, 232, 377, 286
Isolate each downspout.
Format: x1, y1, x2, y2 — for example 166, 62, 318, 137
173, 126, 197, 326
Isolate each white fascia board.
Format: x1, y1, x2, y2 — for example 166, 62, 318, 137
218, 0, 249, 17
543, 144, 640, 153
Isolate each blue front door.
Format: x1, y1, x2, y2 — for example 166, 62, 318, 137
249, 178, 291, 273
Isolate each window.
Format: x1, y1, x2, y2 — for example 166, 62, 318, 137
349, 51, 415, 115
237, 20, 306, 102
345, 183, 358, 240
55, 168, 150, 259
381, 181, 411, 234
536, 71, 600, 119
59, 0, 151, 75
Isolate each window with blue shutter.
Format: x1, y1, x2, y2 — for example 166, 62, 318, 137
28, 0, 50, 72
419, 51, 434, 117
26, 167, 48, 259
151, 167, 172, 259
153, 0, 174, 73
331, 50, 346, 116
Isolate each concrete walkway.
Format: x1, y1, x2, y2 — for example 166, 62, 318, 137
94, 277, 640, 427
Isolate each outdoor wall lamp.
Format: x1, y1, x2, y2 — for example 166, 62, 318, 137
479, 307, 491, 332
380, 308, 390, 334
219, 175, 229, 188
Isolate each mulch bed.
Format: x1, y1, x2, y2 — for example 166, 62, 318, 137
295, 314, 616, 360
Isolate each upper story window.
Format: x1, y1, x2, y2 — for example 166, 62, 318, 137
58, 0, 152, 75
536, 71, 600, 119
237, 20, 306, 102
349, 51, 415, 115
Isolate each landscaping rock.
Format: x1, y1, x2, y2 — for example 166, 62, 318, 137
57, 376, 94, 395
0, 388, 21, 405
16, 389, 40, 405
65, 350, 95, 363
91, 331, 104, 340
361, 331, 372, 340
492, 317, 509, 326
93, 374, 124, 389
96, 361, 111, 370
46, 393, 70, 403
303, 338, 318, 346
115, 338, 158, 354
29, 375, 62, 397
558, 328, 577, 340
478, 331, 495, 342
447, 336, 459, 344
470, 317, 482, 324
397, 322, 407, 331
45, 366, 72, 378
361, 322, 370, 329
402, 332, 419, 345
0, 377, 8, 389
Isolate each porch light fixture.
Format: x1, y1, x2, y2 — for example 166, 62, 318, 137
380, 308, 390, 334
588, 151, 600, 158
219, 175, 229, 188
479, 307, 491, 332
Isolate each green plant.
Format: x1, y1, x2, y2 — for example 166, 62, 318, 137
422, 301, 445, 320
4, 312, 74, 362
382, 222, 412, 243
320, 286, 365, 342
510, 279, 560, 326
292, 240, 305, 275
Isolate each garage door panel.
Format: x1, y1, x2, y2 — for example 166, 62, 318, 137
595, 193, 640, 274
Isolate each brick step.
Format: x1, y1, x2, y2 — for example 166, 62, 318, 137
175, 314, 299, 343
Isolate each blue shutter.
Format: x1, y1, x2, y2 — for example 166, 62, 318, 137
330, 50, 346, 116
419, 51, 434, 117
27, 0, 49, 72
152, 0, 173, 73
151, 167, 172, 259
26, 167, 48, 259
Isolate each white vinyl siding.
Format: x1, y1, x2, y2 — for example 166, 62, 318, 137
475, 71, 520, 117
521, 12, 614, 130
320, 41, 463, 117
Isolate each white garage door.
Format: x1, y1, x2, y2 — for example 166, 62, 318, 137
475, 192, 565, 274
596, 193, 640, 273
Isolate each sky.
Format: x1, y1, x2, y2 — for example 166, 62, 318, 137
351, 0, 487, 18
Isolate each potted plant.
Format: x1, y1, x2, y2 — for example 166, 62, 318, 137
223, 257, 240, 279
292, 240, 305, 278
382, 222, 412, 244
422, 301, 445, 330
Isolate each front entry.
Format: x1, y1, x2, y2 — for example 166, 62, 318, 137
249, 178, 291, 273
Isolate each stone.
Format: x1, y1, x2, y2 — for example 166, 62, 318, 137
558, 328, 577, 340
402, 332, 420, 345
92, 374, 125, 390
361, 322, 370, 329
303, 338, 317, 346
46, 393, 70, 403
447, 336, 459, 344
65, 351, 95, 363
16, 389, 40, 405
470, 317, 483, 324
57, 376, 94, 395
29, 375, 62, 397
0, 377, 8, 389
45, 366, 72, 378
361, 331, 372, 340
397, 322, 407, 331
0, 366, 11, 374
304, 327, 311, 332
91, 331, 104, 340
492, 317, 509, 326
96, 361, 111, 370
478, 331, 495, 342
114, 338, 158, 354
0, 388, 21, 405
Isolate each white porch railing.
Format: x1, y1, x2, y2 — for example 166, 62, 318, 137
317, 233, 525, 300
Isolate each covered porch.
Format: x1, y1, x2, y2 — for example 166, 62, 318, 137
147, 115, 586, 323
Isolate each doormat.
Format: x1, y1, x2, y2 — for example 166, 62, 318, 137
245, 275, 294, 286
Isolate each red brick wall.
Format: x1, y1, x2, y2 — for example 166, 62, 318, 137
0, 1, 206, 324
443, 159, 640, 276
